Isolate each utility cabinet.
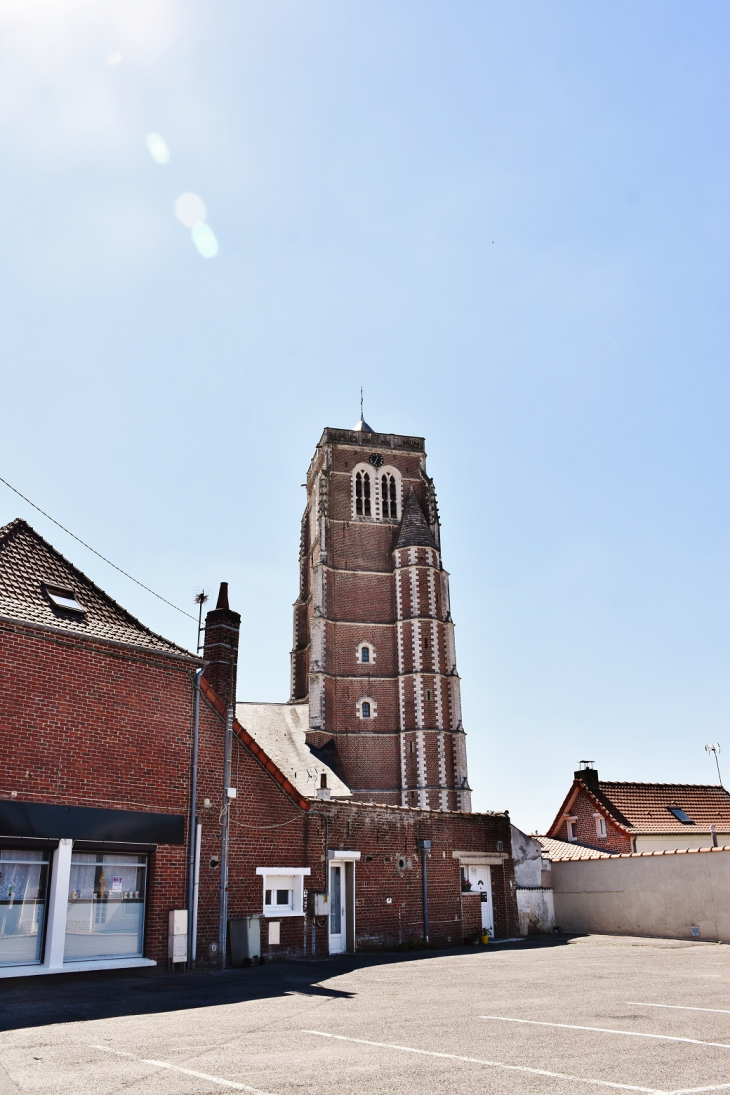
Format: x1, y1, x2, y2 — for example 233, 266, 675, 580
168, 909, 188, 964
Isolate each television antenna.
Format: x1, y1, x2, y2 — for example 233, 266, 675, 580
705, 743, 723, 786
194, 590, 209, 652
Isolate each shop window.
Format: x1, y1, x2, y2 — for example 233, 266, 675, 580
65, 852, 147, 962
0, 848, 49, 967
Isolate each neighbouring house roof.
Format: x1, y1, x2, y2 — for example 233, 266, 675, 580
548, 774, 730, 837
236, 701, 352, 801
0, 518, 196, 658
395, 489, 436, 550
537, 836, 615, 861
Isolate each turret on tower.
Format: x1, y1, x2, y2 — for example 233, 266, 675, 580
290, 423, 471, 811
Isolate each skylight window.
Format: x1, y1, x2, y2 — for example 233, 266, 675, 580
667, 806, 694, 825
43, 582, 86, 615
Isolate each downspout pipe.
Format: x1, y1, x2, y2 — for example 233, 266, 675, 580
417, 839, 430, 944
187, 667, 203, 970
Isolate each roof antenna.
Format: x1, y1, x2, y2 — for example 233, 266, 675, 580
705, 743, 723, 786
194, 590, 209, 652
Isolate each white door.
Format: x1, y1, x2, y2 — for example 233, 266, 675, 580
468, 865, 494, 937
328, 863, 346, 954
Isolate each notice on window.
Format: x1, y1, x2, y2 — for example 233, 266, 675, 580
112, 876, 123, 893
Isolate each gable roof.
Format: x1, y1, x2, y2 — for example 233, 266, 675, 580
395, 489, 436, 550
235, 701, 351, 800
548, 775, 730, 837
0, 518, 195, 659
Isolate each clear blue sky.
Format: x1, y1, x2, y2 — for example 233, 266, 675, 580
2, 2, 728, 833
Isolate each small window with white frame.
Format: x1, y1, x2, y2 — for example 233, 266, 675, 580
356, 641, 376, 665
566, 818, 577, 842
594, 814, 607, 839
256, 868, 310, 917
357, 696, 377, 720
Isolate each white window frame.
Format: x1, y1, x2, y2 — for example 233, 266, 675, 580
377, 465, 403, 521
351, 464, 375, 519
356, 696, 377, 720
356, 640, 376, 665
255, 867, 310, 918
594, 813, 607, 839
566, 817, 577, 842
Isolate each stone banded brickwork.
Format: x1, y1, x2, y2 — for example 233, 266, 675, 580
290, 426, 471, 811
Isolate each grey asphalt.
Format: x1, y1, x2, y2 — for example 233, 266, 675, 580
1, 935, 730, 1094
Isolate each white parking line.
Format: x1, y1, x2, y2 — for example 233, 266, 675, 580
302, 1029, 666, 1093
480, 1015, 730, 1050
630, 1004, 730, 1017
90, 1044, 277, 1094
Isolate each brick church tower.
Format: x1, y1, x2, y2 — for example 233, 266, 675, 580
290, 418, 471, 811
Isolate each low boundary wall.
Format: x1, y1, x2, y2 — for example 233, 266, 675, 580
551, 846, 730, 942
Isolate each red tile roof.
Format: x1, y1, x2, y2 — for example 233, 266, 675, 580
595, 781, 730, 834
549, 775, 730, 837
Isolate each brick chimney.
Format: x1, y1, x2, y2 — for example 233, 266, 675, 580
203, 582, 241, 706
575, 765, 599, 789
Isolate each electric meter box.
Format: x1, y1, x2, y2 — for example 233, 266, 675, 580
168, 909, 188, 963
314, 892, 329, 916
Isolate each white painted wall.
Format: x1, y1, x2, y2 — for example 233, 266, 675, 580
552, 848, 730, 942
635, 833, 730, 852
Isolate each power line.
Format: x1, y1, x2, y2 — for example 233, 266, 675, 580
0, 474, 197, 621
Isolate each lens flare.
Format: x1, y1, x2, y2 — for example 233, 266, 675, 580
145, 132, 170, 165
191, 223, 219, 258
175, 192, 206, 227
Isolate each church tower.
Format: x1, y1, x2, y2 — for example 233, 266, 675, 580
290, 419, 471, 811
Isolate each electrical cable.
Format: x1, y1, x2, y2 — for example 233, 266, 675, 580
0, 474, 196, 620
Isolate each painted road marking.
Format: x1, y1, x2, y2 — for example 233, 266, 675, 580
302, 1029, 666, 1093
91, 1044, 276, 1094
480, 1015, 730, 1050
630, 1004, 730, 1017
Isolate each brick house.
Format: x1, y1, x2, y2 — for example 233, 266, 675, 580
547, 764, 730, 853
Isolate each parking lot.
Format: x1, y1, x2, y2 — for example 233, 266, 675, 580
2, 934, 730, 1094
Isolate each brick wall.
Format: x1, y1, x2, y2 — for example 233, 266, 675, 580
552, 784, 632, 853
0, 618, 198, 965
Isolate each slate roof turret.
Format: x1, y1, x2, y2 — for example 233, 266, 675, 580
395, 488, 437, 550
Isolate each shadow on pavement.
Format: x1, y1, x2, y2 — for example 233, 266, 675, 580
0, 936, 571, 1033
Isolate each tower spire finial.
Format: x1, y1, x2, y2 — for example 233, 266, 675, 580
360, 386, 364, 421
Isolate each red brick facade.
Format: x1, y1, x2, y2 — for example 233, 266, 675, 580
290, 426, 470, 811
549, 782, 632, 854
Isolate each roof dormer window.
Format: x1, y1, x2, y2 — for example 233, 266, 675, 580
42, 582, 86, 615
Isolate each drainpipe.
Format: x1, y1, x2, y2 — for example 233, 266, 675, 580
187, 667, 203, 970
307, 809, 329, 900
191, 821, 202, 961
218, 704, 233, 968
417, 839, 431, 943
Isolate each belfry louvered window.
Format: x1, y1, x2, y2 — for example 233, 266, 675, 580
381, 474, 397, 518
355, 471, 371, 516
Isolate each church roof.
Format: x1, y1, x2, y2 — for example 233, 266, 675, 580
0, 517, 195, 658
353, 416, 374, 433
395, 489, 436, 550
236, 702, 351, 800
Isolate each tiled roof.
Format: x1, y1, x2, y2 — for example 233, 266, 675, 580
537, 836, 614, 861
396, 489, 436, 550
0, 518, 195, 658
235, 701, 351, 801
595, 781, 730, 834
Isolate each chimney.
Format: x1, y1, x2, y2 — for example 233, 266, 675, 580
575, 762, 599, 789
203, 582, 241, 706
